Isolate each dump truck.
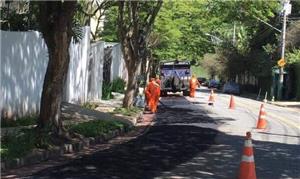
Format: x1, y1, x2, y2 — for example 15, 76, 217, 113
159, 61, 191, 96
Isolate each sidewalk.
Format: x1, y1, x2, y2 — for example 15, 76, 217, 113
268, 101, 300, 108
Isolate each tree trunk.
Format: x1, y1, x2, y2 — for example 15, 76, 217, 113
122, 42, 141, 108
37, 1, 76, 136
38, 32, 70, 135
117, 1, 162, 108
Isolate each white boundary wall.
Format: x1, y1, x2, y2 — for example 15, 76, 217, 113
87, 41, 104, 101
108, 43, 128, 82
1, 30, 48, 118
1, 27, 104, 119
64, 27, 91, 104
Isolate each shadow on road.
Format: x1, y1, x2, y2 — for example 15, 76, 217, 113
30, 96, 300, 179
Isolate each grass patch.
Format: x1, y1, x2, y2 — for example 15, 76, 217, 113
1, 115, 38, 128
112, 107, 142, 117
82, 102, 98, 110
69, 120, 130, 137
0, 129, 48, 160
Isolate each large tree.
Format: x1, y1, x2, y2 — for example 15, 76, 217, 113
117, 1, 162, 108
37, 1, 77, 138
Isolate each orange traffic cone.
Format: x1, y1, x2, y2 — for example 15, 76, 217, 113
238, 132, 256, 179
256, 104, 267, 129
229, 95, 235, 109
208, 90, 215, 105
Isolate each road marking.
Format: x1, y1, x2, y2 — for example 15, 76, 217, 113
218, 95, 300, 130
236, 100, 300, 129
267, 112, 300, 129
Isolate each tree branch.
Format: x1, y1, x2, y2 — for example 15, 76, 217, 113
144, 0, 162, 36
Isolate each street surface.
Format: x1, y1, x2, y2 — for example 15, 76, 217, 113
3, 87, 300, 179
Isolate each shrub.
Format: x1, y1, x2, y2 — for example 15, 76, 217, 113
69, 120, 130, 137
111, 77, 126, 93
102, 82, 113, 100
0, 129, 50, 160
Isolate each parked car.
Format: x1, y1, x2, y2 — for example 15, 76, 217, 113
208, 79, 220, 89
197, 77, 207, 85
222, 81, 240, 95
202, 81, 209, 87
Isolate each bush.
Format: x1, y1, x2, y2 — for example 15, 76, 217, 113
0, 129, 49, 160
69, 120, 130, 137
111, 77, 126, 93
102, 82, 113, 100
1, 115, 38, 128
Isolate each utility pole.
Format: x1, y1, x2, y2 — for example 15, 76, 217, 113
233, 22, 236, 46
277, 0, 291, 100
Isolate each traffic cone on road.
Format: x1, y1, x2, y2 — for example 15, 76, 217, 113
256, 104, 267, 129
229, 95, 235, 109
238, 132, 256, 179
208, 90, 215, 106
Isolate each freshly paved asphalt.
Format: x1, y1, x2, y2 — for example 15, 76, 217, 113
9, 89, 300, 178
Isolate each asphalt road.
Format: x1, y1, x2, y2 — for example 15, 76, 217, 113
7, 87, 300, 178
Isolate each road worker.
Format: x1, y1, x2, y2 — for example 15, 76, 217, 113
155, 75, 161, 86
145, 77, 160, 113
154, 76, 161, 112
189, 74, 200, 97
145, 78, 154, 110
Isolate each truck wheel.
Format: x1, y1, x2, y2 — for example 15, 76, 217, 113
183, 90, 189, 96
161, 91, 167, 97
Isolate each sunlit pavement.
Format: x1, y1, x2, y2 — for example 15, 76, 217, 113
197, 87, 300, 145
3, 88, 300, 178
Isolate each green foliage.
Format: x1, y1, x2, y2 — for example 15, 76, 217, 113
69, 120, 130, 137
82, 102, 98, 110
112, 107, 142, 117
111, 77, 126, 93
153, 0, 215, 61
0, 1, 39, 31
102, 82, 113, 100
286, 49, 300, 65
100, 5, 118, 42
1, 115, 38, 128
191, 65, 208, 78
295, 63, 300, 100
102, 75, 125, 101
1, 129, 49, 160
286, 21, 300, 50
200, 53, 225, 79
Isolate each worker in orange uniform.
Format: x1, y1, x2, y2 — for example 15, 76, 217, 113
155, 75, 161, 86
189, 74, 200, 97
145, 78, 154, 110
145, 78, 160, 113
154, 75, 161, 112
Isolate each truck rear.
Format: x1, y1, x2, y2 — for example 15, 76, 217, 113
159, 61, 191, 96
